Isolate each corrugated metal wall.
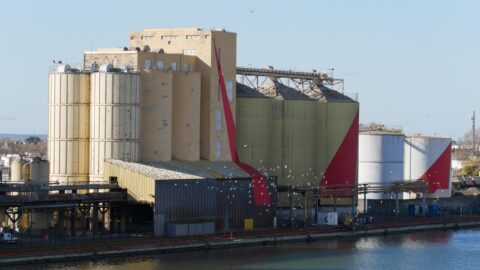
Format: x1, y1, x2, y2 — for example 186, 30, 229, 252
237, 96, 359, 207
155, 177, 277, 233
236, 98, 274, 175
104, 162, 155, 203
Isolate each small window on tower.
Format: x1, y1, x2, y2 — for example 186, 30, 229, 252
215, 141, 222, 158
186, 35, 200, 40
215, 110, 222, 131
183, 63, 190, 72
157, 61, 165, 71
183, 49, 197, 56
226, 80, 233, 102
144, 60, 152, 69
171, 62, 177, 71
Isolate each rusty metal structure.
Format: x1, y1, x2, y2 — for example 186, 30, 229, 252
0, 182, 128, 236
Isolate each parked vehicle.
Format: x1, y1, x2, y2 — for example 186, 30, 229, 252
0, 227, 18, 243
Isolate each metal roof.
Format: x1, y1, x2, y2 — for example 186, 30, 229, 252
106, 159, 250, 180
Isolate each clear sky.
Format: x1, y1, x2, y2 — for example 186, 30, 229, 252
0, 0, 478, 140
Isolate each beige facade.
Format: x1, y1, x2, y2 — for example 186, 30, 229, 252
172, 72, 201, 161
130, 28, 237, 161
84, 50, 203, 163
140, 70, 173, 162
84, 28, 236, 162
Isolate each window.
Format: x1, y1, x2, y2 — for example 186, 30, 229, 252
226, 80, 233, 102
156, 61, 165, 70
186, 35, 200, 40
215, 141, 222, 158
171, 62, 177, 71
183, 49, 196, 56
161, 35, 178, 41
141, 35, 153, 40
215, 110, 222, 131
183, 63, 190, 72
144, 60, 152, 69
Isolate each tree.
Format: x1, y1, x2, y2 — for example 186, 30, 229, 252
461, 157, 480, 176
24, 136, 41, 144
458, 128, 480, 145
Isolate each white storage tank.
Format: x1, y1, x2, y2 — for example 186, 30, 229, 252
48, 70, 90, 184
358, 129, 404, 199
90, 71, 140, 181
404, 136, 452, 198
10, 158, 25, 181
30, 157, 50, 184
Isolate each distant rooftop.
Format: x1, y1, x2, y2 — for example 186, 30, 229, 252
360, 123, 404, 135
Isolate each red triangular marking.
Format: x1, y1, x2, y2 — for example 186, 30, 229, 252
420, 143, 452, 193
320, 111, 359, 196
213, 41, 270, 205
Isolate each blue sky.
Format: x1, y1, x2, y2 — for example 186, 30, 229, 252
0, 0, 478, 140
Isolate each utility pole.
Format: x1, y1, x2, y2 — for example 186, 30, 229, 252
472, 111, 476, 156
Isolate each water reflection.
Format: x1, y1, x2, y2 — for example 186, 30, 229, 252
15, 229, 480, 270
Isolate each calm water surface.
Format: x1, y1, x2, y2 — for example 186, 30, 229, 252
14, 229, 480, 270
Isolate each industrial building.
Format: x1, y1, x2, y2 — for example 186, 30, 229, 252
1, 27, 455, 237
42, 27, 361, 235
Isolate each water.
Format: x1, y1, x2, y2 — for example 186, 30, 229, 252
14, 229, 480, 270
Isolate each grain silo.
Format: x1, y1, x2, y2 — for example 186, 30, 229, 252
172, 72, 201, 161
21, 162, 31, 181
10, 158, 25, 181
404, 136, 452, 198
237, 79, 321, 208
140, 69, 173, 162
48, 66, 90, 184
235, 83, 275, 176
30, 157, 50, 184
89, 68, 140, 181
314, 85, 359, 206
358, 126, 405, 199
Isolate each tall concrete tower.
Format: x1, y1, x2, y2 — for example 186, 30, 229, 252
130, 28, 237, 161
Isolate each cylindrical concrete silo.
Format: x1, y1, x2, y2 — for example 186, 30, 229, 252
30, 157, 50, 230
316, 85, 359, 206
30, 157, 49, 185
90, 70, 140, 181
404, 136, 452, 198
21, 163, 31, 181
358, 131, 404, 199
48, 68, 90, 184
236, 94, 274, 176
10, 158, 25, 181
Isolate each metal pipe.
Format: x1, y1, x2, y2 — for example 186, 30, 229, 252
395, 192, 400, 218
363, 184, 367, 214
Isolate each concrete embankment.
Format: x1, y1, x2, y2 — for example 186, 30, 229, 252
1, 218, 480, 266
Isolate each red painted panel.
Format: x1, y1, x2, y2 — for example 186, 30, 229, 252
420, 143, 452, 193
213, 41, 271, 205
320, 111, 359, 195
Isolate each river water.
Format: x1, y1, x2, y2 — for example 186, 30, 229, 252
15, 229, 480, 270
